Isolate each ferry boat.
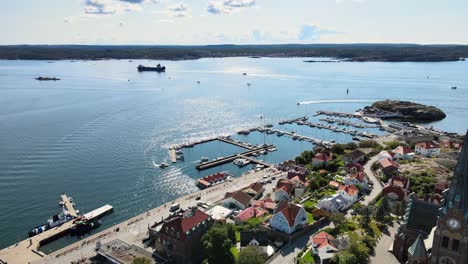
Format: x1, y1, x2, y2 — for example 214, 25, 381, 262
137, 64, 166, 72
28, 209, 74, 237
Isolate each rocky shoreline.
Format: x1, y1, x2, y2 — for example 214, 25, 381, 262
371, 100, 446, 122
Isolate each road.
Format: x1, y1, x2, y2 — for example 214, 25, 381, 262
362, 155, 384, 205
370, 221, 401, 264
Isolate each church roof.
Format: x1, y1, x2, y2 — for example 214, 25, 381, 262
443, 130, 468, 219
408, 234, 427, 258
404, 194, 439, 235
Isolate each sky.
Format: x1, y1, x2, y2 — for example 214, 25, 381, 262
1, 0, 468, 45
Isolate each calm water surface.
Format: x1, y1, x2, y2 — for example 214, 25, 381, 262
0, 57, 467, 251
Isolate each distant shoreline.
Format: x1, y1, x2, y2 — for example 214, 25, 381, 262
0, 44, 467, 62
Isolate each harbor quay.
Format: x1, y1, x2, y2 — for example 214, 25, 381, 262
11, 168, 286, 264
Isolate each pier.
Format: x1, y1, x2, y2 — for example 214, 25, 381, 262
278, 116, 308, 125
60, 194, 78, 218
292, 120, 377, 138
319, 117, 379, 129
196, 145, 275, 170
266, 128, 334, 146
0, 204, 113, 264
315, 110, 361, 119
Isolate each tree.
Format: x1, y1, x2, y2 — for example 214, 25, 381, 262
238, 246, 266, 264
345, 142, 358, 150
226, 223, 237, 244
331, 144, 345, 155
361, 206, 371, 230
375, 204, 387, 223
329, 213, 346, 228
202, 224, 235, 264
133, 257, 152, 264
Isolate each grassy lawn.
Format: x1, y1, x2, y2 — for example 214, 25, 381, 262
235, 231, 240, 242
230, 246, 239, 261
303, 200, 316, 208
307, 212, 315, 224
301, 250, 314, 263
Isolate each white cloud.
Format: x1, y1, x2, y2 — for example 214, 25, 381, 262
207, 0, 256, 14
167, 3, 190, 18
83, 0, 158, 15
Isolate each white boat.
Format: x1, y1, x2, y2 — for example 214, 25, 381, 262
159, 163, 169, 168
201, 157, 209, 162
234, 158, 250, 167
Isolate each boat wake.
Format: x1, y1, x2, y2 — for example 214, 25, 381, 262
298, 99, 376, 105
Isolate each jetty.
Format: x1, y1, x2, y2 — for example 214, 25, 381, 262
266, 128, 334, 147
0, 202, 113, 264
293, 120, 377, 138
60, 194, 78, 218
279, 116, 308, 125
314, 110, 361, 119
170, 136, 256, 153
196, 146, 275, 170
319, 117, 379, 129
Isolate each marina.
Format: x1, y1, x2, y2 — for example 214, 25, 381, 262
319, 117, 379, 129
196, 145, 275, 170
289, 119, 378, 138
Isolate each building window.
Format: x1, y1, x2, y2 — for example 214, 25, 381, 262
451, 239, 460, 252
441, 236, 449, 248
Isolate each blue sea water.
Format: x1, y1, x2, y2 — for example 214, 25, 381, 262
0, 57, 467, 251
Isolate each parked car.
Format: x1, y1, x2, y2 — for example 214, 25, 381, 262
169, 203, 180, 212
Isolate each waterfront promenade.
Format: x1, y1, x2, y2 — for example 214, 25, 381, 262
31, 169, 285, 264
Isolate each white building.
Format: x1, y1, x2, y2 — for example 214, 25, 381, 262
317, 194, 349, 214
415, 141, 440, 157
270, 202, 308, 235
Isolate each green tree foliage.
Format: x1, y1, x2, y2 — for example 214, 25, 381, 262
295, 150, 315, 165
132, 257, 152, 264
359, 140, 379, 148
332, 144, 345, 155
345, 142, 358, 150
329, 213, 346, 228
226, 223, 237, 244
383, 140, 406, 150
375, 203, 387, 223
237, 246, 267, 264
202, 224, 235, 264
331, 240, 369, 264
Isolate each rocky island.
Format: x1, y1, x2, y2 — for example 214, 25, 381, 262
368, 100, 446, 122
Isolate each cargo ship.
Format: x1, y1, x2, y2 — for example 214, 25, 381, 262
137, 64, 166, 72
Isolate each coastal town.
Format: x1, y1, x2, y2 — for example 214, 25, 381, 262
0, 101, 466, 264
